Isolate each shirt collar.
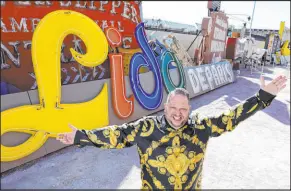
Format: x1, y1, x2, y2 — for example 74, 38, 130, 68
157, 114, 190, 132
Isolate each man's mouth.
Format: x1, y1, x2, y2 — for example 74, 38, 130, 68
172, 116, 182, 121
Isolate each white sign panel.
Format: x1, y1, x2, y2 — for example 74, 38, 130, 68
185, 61, 235, 96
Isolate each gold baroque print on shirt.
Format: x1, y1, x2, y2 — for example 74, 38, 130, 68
191, 135, 207, 152
142, 138, 165, 163
236, 104, 243, 118
194, 163, 204, 190
204, 118, 224, 135
185, 164, 203, 189
181, 133, 207, 153
141, 119, 155, 137
139, 131, 183, 187
126, 124, 140, 142
195, 172, 202, 190
103, 127, 121, 146
195, 124, 205, 130
212, 124, 225, 134
221, 109, 236, 131
87, 131, 105, 145
223, 117, 234, 131
148, 136, 204, 189
142, 179, 153, 190
246, 103, 258, 114
145, 163, 166, 189
86, 128, 127, 149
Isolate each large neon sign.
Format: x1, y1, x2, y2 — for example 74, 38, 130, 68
129, 23, 163, 110
149, 39, 186, 93
1, 10, 234, 162
1, 10, 109, 162
106, 27, 134, 119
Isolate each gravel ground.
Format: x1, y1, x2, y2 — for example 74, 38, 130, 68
1, 65, 290, 189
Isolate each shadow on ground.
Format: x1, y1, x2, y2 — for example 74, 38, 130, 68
188, 67, 290, 126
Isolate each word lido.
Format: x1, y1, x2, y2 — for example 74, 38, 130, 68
0, 10, 187, 162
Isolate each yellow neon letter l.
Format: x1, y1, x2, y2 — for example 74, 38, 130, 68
1, 10, 109, 161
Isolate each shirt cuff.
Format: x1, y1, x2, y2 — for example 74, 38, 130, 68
74, 130, 88, 146
257, 89, 276, 106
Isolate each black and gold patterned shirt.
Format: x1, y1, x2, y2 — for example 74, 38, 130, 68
74, 89, 275, 190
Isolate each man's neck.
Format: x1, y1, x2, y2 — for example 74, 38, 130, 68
163, 115, 188, 130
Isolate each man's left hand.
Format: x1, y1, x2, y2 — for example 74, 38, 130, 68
260, 75, 287, 96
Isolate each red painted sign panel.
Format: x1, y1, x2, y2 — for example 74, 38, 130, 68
1, 1, 141, 94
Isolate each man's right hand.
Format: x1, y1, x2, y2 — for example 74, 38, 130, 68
56, 124, 78, 145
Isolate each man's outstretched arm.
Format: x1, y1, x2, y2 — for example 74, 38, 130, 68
57, 117, 147, 149
202, 75, 287, 138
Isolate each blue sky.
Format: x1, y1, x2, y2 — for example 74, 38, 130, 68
142, 1, 290, 30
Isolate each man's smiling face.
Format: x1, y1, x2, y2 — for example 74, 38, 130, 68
164, 92, 190, 130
